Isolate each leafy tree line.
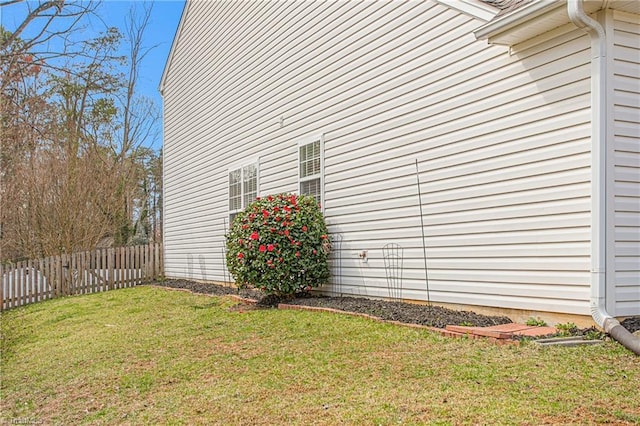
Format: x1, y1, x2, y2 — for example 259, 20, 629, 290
1, 0, 162, 262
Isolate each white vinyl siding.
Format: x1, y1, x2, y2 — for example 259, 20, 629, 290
162, 0, 638, 317
610, 10, 640, 316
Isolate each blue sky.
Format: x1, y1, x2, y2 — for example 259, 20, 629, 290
91, 1, 185, 112
1, 0, 186, 150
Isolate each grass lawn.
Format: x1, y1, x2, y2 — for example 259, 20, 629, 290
1, 286, 639, 425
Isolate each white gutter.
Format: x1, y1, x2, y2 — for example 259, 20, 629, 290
474, 0, 563, 41
567, 0, 640, 355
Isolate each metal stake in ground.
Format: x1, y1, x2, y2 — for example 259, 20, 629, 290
223, 217, 231, 286
383, 243, 403, 301
415, 159, 431, 307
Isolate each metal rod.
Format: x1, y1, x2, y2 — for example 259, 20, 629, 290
415, 159, 431, 306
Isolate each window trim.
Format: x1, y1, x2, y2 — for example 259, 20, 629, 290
228, 158, 260, 223
297, 134, 324, 210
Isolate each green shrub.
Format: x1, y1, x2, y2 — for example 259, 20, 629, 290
525, 317, 547, 327
225, 193, 331, 296
555, 322, 578, 337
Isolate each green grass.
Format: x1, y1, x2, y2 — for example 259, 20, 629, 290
2, 287, 639, 425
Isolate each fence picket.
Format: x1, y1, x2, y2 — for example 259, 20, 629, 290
118, 247, 123, 288
77, 251, 84, 295
127, 246, 132, 286
92, 249, 98, 293
1, 244, 162, 310
27, 259, 32, 304
137, 245, 142, 285
0, 263, 4, 309
13, 262, 18, 308
134, 246, 138, 285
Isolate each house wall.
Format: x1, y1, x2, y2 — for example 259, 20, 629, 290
609, 10, 640, 316
163, 0, 599, 315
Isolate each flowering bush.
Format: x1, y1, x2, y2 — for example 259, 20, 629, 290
226, 193, 331, 295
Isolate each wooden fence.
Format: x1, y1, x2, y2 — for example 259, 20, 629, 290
1, 243, 163, 311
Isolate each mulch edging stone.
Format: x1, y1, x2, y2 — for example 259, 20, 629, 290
277, 302, 520, 345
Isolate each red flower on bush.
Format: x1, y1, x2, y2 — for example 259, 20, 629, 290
226, 193, 331, 296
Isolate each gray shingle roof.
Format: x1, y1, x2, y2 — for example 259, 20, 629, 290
481, 0, 533, 18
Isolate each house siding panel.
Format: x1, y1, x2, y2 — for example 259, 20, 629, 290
611, 11, 640, 316
163, 1, 601, 315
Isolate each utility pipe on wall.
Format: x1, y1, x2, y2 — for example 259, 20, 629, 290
567, 0, 640, 355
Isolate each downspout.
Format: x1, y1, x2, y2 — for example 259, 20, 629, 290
567, 0, 640, 355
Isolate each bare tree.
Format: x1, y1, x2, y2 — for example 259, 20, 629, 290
1, 1, 162, 262
1, 1, 99, 93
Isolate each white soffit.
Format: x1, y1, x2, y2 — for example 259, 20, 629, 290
608, 0, 640, 15
474, 0, 608, 46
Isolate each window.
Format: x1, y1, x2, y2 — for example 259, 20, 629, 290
229, 162, 258, 224
298, 135, 324, 207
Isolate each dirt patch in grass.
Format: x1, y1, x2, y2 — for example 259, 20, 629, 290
149, 279, 512, 329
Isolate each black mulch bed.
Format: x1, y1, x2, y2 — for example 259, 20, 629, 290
621, 317, 640, 334
148, 280, 640, 334
149, 279, 512, 329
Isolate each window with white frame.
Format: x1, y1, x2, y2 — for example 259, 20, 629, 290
298, 135, 323, 207
229, 162, 258, 223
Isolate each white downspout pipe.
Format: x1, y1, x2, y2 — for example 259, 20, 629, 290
567, 0, 640, 355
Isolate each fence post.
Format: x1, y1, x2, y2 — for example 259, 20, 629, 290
11, 262, 17, 308
60, 254, 68, 296
151, 243, 156, 280
155, 243, 161, 280
56, 255, 63, 297
0, 262, 4, 311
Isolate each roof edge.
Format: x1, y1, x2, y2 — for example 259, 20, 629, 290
436, 0, 500, 21
159, 1, 189, 96
474, 0, 565, 40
